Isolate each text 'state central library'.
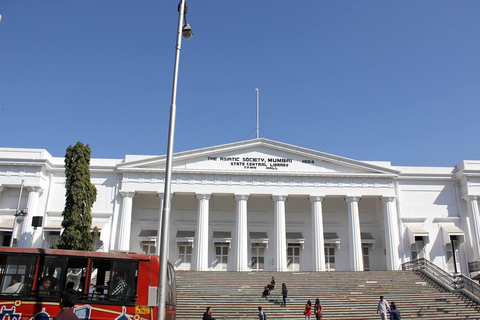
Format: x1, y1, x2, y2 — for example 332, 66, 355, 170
2, 139, 480, 278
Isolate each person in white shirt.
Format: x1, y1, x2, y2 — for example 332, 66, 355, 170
3, 275, 23, 294
376, 296, 390, 320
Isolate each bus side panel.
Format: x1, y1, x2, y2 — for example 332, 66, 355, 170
0, 301, 143, 320
134, 257, 159, 318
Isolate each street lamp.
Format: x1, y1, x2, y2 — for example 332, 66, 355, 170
157, 1, 192, 320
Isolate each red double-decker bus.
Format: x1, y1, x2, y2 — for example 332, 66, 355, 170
0, 247, 176, 320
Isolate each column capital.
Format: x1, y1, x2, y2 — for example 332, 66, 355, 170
381, 196, 396, 203
120, 191, 136, 198
309, 195, 324, 202
234, 194, 249, 201
26, 186, 43, 193
345, 196, 361, 203
463, 195, 479, 202
272, 195, 287, 202
196, 193, 212, 200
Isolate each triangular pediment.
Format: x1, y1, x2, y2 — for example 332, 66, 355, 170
117, 139, 399, 177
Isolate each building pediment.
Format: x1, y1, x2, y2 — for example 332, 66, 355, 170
117, 139, 399, 178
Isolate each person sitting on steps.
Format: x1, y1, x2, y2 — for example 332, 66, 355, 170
262, 284, 270, 298
268, 277, 275, 290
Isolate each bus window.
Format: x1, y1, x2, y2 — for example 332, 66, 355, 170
109, 260, 137, 302
0, 254, 37, 296
0, 255, 6, 288
165, 262, 177, 306
65, 257, 88, 296
65, 257, 88, 290
37, 255, 67, 297
89, 259, 137, 303
90, 259, 111, 301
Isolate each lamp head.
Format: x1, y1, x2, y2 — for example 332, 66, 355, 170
182, 23, 193, 40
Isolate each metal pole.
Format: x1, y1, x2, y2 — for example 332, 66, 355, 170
157, 1, 186, 320
255, 88, 259, 139
10, 179, 25, 247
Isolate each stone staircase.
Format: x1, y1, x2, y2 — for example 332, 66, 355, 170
175, 270, 480, 320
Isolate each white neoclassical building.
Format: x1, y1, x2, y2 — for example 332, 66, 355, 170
1, 139, 480, 277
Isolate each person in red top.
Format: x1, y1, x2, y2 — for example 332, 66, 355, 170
304, 300, 312, 320
54, 289, 79, 320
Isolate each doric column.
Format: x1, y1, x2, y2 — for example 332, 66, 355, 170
310, 196, 325, 271
273, 195, 287, 271
346, 196, 363, 271
464, 195, 480, 261
382, 197, 400, 270
19, 186, 42, 248
118, 191, 135, 251
194, 194, 211, 271
234, 194, 249, 271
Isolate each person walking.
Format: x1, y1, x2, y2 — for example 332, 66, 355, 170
203, 307, 216, 320
304, 300, 312, 320
281, 283, 288, 307
54, 290, 79, 320
376, 296, 390, 320
258, 306, 265, 320
389, 302, 401, 320
314, 298, 323, 320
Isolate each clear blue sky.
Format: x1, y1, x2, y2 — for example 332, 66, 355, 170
1, 1, 479, 167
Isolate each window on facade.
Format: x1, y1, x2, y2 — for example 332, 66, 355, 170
178, 243, 192, 264
324, 246, 335, 271
362, 246, 370, 271
251, 244, 265, 271
1, 232, 12, 247
0, 254, 37, 296
215, 244, 229, 270
94, 234, 103, 251
46, 232, 60, 249
411, 236, 425, 260
142, 240, 156, 255
287, 244, 300, 271
446, 237, 460, 273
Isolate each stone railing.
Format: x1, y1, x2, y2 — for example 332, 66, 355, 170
402, 258, 480, 307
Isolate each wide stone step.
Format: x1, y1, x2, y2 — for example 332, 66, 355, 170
175, 271, 480, 320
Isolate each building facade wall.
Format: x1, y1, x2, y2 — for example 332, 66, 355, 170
1, 139, 480, 277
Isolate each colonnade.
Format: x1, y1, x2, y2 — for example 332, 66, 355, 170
117, 192, 403, 271
0, 182, 479, 274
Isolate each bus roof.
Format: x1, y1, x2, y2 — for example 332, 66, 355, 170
0, 247, 159, 261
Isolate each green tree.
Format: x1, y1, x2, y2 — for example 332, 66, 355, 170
54, 142, 98, 250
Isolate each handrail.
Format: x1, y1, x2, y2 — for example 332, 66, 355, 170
402, 258, 480, 306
